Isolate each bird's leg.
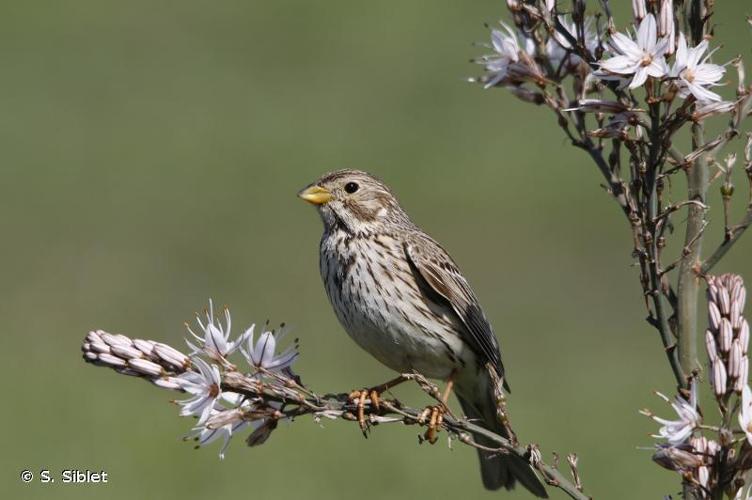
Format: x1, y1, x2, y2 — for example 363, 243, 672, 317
423, 371, 456, 444
486, 364, 518, 446
349, 374, 409, 435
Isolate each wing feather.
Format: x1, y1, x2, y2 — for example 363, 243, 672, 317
403, 235, 506, 384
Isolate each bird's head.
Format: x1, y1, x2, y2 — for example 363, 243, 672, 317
298, 170, 410, 235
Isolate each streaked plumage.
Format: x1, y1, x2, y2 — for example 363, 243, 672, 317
299, 169, 546, 497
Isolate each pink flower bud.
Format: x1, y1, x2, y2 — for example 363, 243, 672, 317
730, 339, 743, 378
706, 329, 719, 362
740, 320, 750, 355
736, 357, 749, 393
708, 301, 722, 331
659, 0, 674, 37
632, 0, 646, 21
720, 318, 733, 353
712, 360, 727, 396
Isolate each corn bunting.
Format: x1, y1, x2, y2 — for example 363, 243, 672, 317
299, 169, 546, 497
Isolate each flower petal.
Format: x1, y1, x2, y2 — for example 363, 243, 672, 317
637, 14, 657, 52
601, 55, 641, 74
610, 32, 640, 57
630, 67, 649, 88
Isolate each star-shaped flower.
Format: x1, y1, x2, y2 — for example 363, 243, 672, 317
241, 325, 298, 373
598, 14, 669, 89
175, 357, 222, 424
186, 407, 256, 459
648, 380, 701, 445
481, 23, 521, 88
549, 16, 598, 69
186, 299, 251, 360
670, 32, 726, 102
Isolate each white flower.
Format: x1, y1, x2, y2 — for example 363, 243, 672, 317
738, 385, 752, 445
186, 299, 251, 360
549, 16, 598, 69
598, 14, 669, 89
650, 379, 701, 445
186, 408, 256, 460
241, 326, 298, 372
176, 357, 222, 424
482, 23, 521, 88
670, 32, 726, 102
186, 399, 281, 459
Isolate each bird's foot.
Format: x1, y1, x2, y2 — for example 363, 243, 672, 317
348, 375, 409, 436
348, 387, 388, 436
418, 403, 450, 444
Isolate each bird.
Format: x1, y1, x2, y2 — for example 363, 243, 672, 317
298, 169, 546, 497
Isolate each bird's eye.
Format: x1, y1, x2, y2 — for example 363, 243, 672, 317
344, 182, 359, 194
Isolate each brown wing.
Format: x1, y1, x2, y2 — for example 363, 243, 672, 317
403, 233, 507, 386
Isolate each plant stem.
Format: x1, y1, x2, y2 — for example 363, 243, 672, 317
676, 122, 709, 387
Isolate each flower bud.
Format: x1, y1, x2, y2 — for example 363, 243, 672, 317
732, 297, 743, 330
632, 0, 647, 22
736, 357, 749, 393
152, 377, 183, 390
712, 360, 727, 396
86, 330, 104, 344
705, 330, 719, 362
129, 358, 164, 377
98, 352, 127, 368
736, 284, 747, 312
154, 343, 190, 369
730, 339, 743, 378
690, 436, 707, 453
100, 331, 132, 348
89, 341, 111, 354
133, 339, 157, 357
111, 344, 143, 360
740, 320, 750, 354
708, 301, 722, 331
720, 318, 733, 353
659, 0, 674, 37
708, 282, 719, 304
720, 288, 731, 315
697, 466, 709, 488
706, 439, 721, 457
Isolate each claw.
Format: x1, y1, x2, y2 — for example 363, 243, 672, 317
348, 387, 386, 436
369, 389, 380, 411
358, 391, 367, 430
423, 405, 447, 444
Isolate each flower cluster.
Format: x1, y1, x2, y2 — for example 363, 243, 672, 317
644, 275, 752, 497
475, 0, 734, 117
706, 274, 749, 398
475, 16, 594, 89
596, 9, 727, 106
474, 23, 545, 89
82, 300, 299, 459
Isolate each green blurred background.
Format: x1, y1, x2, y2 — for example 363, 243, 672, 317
2, 1, 751, 499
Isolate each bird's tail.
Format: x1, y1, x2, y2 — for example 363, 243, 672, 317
456, 380, 548, 497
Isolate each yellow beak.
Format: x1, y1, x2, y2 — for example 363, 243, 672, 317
298, 185, 333, 205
